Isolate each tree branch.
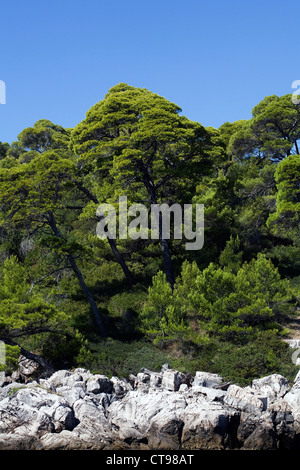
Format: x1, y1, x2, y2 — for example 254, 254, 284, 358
1, 337, 55, 375
27, 265, 72, 294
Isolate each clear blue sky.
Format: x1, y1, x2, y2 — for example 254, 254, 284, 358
0, 0, 299, 143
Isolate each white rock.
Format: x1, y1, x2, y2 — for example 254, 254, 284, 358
190, 385, 226, 402
251, 374, 290, 402
55, 386, 86, 406
108, 389, 186, 442
86, 375, 112, 394
0, 385, 75, 434
47, 370, 72, 388
2, 367, 300, 450
18, 356, 40, 378
136, 372, 150, 384
224, 384, 266, 414
181, 397, 234, 450
73, 395, 106, 422
193, 372, 223, 388
161, 370, 185, 391
283, 382, 300, 417
294, 369, 300, 383
0, 382, 26, 402
110, 376, 132, 394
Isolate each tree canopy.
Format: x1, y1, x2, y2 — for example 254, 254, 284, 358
0, 84, 299, 385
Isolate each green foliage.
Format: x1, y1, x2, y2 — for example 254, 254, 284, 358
86, 338, 170, 378
267, 154, 300, 242
31, 329, 93, 369
16, 119, 70, 154
161, 331, 298, 387
140, 271, 192, 345
211, 332, 298, 386
0, 142, 9, 160
141, 254, 295, 346
0, 344, 21, 373
0, 255, 72, 370
0, 255, 28, 301
228, 94, 300, 162
219, 235, 243, 272
204, 254, 294, 341
70, 83, 215, 287
0, 86, 299, 384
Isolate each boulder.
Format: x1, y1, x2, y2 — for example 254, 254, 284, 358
135, 369, 163, 390
188, 385, 226, 402
110, 376, 133, 396
161, 369, 186, 391
0, 367, 300, 450
109, 389, 188, 448
282, 381, 300, 422
46, 369, 72, 389
0, 384, 75, 438
181, 397, 235, 450
17, 355, 55, 382
192, 371, 223, 389
251, 374, 290, 402
224, 384, 266, 415
86, 375, 113, 394
18, 356, 41, 381
237, 412, 278, 450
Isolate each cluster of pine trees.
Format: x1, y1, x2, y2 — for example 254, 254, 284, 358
0, 84, 299, 384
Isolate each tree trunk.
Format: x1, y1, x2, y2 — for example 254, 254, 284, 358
67, 254, 107, 337
76, 182, 135, 286
159, 234, 175, 289
143, 173, 175, 289
47, 211, 107, 337
106, 234, 135, 285
2, 337, 55, 376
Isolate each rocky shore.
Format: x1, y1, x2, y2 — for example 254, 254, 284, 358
0, 358, 300, 450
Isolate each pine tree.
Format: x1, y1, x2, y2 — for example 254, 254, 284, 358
0, 256, 68, 370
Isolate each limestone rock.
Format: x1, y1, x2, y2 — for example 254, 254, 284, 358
0, 367, 300, 450
282, 381, 300, 422
17, 355, 55, 381
192, 371, 223, 389
181, 397, 235, 450
224, 384, 266, 415
0, 385, 75, 438
251, 374, 290, 402
238, 412, 277, 450
18, 356, 41, 381
86, 374, 113, 394
161, 369, 186, 391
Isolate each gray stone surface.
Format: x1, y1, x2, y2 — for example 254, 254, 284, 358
0, 365, 300, 450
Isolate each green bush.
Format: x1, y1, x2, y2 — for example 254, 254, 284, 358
87, 338, 170, 378
140, 254, 296, 346
210, 332, 298, 386
0, 344, 21, 373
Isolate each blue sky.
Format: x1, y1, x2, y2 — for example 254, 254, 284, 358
0, 0, 299, 143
